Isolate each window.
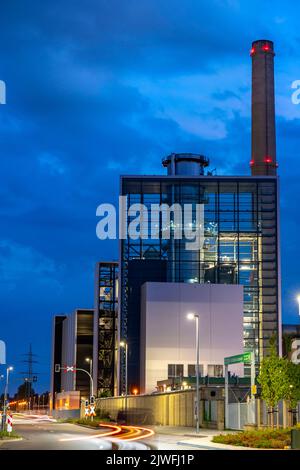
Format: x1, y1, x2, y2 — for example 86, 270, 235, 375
168, 364, 184, 379
188, 364, 204, 377
207, 364, 223, 377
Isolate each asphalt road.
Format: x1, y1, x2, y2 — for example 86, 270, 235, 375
0, 414, 203, 450
0, 416, 114, 450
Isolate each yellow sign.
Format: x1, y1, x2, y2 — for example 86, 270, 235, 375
251, 385, 257, 395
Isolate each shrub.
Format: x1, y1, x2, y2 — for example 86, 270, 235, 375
212, 429, 291, 449
0, 430, 20, 439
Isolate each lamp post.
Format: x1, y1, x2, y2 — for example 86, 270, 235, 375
120, 341, 128, 420
187, 313, 200, 434
85, 357, 94, 398
2, 366, 13, 431
297, 295, 300, 317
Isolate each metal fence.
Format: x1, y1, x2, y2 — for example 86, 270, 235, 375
227, 400, 300, 430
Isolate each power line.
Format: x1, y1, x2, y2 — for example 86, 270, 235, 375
19, 344, 40, 401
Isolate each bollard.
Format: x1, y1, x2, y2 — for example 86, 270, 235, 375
291, 429, 300, 450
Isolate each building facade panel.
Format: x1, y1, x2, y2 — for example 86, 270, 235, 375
140, 282, 244, 393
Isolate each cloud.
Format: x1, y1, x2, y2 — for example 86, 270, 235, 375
0, 0, 300, 390
0, 240, 62, 292
38, 153, 66, 175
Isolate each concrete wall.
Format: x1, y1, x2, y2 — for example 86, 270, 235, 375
140, 282, 244, 393
55, 390, 80, 411
96, 390, 224, 430
52, 409, 80, 419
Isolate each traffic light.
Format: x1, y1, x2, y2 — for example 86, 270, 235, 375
90, 396, 95, 405
85, 400, 89, 407
55, 364, 61, 373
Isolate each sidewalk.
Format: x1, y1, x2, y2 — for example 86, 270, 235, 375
152, 425, 250, 450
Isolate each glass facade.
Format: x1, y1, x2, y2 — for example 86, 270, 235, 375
120, 176, 280, 386
95, 262, 118, 397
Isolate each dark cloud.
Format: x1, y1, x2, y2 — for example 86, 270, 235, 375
0, 0, 299, 391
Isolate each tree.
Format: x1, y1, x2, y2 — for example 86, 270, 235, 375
257, 344, 290, 427
14, 382, 35, 400
285, 362, 300, 409
282, 333, 293, 359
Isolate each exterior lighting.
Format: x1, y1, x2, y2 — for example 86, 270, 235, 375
120, 341, 128, 418
187, 313, 195, 320
2, 366, 13, 431
132, 388, 138, 396
297, 295, 300, 316
186, 313, 200, 434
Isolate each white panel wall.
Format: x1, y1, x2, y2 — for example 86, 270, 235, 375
140, 282, 244, 394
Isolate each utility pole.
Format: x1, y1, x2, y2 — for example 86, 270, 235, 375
20, 344, 39, 410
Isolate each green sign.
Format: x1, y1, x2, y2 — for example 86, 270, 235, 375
224, 352, 252, 365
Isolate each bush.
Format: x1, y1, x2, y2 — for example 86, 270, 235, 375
74, 416, 111, 427
95, 408, 110, 419
0, 430, 20, 439
212, 429, 291, 449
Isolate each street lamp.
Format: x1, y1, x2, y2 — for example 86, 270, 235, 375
120, 341, 128, 419
2, 366, 13, 431
297, 295, 300, 316
85, 357, 94, 398
187, 313, 200, 434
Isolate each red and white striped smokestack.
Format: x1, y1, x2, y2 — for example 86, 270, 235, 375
250, 39, 277, 176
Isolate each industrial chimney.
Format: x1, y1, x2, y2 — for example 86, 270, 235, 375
250, 39, 277, 176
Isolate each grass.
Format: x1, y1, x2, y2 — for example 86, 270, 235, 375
60, 417, 111, 427
0, 430, 21, 440
74, 417, 111, 427
212, 428, 292, 449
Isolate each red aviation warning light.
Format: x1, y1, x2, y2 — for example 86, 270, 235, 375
264, 156, 273, 164
250, 159, 255, 166
250, 47, 256, 56
262, 44, 270, 52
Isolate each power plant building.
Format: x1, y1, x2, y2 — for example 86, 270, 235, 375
119, 39, 281, 394
50, 39, 282, 400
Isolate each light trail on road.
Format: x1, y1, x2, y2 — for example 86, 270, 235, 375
59, 424, 122, 442
12, 414, 155, 449
12, 414, 57, 424
119, 425, 155, 441
59, 423, 154, 446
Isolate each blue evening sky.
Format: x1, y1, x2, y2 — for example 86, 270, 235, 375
0, 0, 299, 392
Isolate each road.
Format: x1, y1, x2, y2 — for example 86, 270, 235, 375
0, 414, 199, 450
